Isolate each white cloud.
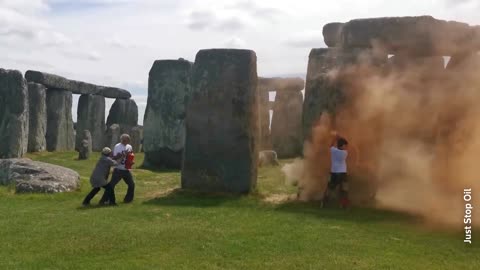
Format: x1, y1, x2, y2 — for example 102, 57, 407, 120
284, 30, 324, 48
224, 36, 247, 48
0, 0, 49, 13
187, 10, 216, 30
215, 17, 246, 31
105, 35, 152, 50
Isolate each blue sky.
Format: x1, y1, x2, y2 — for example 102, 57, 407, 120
1, 0, 480, 124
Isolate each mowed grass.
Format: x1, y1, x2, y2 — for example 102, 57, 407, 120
0, 152, 478, 269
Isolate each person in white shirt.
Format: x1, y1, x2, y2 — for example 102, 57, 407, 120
323, 132, 350, 208
100, 134, 135, 204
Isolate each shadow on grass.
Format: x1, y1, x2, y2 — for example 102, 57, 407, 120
273, 200, 420, 225
143, 188, 246, 208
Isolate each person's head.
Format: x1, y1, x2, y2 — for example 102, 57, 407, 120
337, 137, 348, 150
120, 134, 130, 145
102, 147, 112, 156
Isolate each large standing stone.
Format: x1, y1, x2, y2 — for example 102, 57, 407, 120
182, 49, 258, 193
105, 124, 121, 150
130, 125, 143, 153
257, 81, 271, 150
387, 54, 445, 81
46, 89, 75, 151
323, 22, 344, 47
257, 77, 304, 151
78, 130, 92, 160
0, 69, 29, 158
76, 94, 106, 151
25, 70, 131, 99
0, 158, 80, 193
27, 83, 47, 152
303, 48, 386, 141
143, 59, 193, 169
340, 16, 479, 56
106, 98, 138, 134
271, 90, 303, 158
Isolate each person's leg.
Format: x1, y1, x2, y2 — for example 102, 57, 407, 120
103, 184, 116, 206
99, 169, 122, 205
82, 187, 101, 206
322, 173, 337, 206
339, 173, 350, 208
122, 170, 135, 203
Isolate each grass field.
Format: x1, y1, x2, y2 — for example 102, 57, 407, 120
0, 152, 478, 269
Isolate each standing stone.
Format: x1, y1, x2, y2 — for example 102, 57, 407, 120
340, 16, 477, 56
303, 48, 386, 141
271, 90, 303, 158
257, 78, 272, 150
105, 124, 121, 150
182, 49, 258, 193
323, 22, 344, 47
76, 94, 106, 151
106, 98, 138, 133
46, 89, 75, 151
28, 83, 47, 152
78, 130, 92, 160
0, 69, 29, 158
130, 125, 143, 153
25, 70, 132, 99
143, 59, 193, 169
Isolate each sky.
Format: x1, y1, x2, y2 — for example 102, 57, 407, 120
1, 0, 480, 124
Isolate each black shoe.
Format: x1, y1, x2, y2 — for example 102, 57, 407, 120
82, 202, 90, 207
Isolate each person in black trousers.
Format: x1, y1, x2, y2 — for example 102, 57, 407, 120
100, 134, 135, 204
82, 147, 118, 206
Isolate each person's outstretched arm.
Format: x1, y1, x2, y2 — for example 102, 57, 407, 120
330, 131, 340, 147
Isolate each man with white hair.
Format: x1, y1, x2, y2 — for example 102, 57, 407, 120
102, 133, 135, 203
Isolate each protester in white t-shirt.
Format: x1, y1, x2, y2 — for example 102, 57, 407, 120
323, 132, 350, 208
100, 134, 135, 204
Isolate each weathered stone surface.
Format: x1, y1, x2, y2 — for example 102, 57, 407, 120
76, 94, 105, 151
106, 98, 138, 134
182, 49, 258, 193
271, 90, 303, 158
446, 53, 480, 70
258, 77, 305, 92
27, 83, 47, 152
0, 158, 80, 193
130, 125, 143, 153
25, 70, 131, 99
257, 80, 271, 150
143, 59, 192, 169
46, 89, 75, 151
387, 55, 445, 79
78, 130, 92, 160
323, 22, 344, 47
105, 124, 121, 149
258, 150, 279, 167
268, 101, 275, 110
303, 48, 386, 141
0, 69, 29, 158
341, 16, 480, 56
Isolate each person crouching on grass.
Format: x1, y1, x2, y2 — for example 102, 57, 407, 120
82, 147, 118, 207
322, 132, 350, 208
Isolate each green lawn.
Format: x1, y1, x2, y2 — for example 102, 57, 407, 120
0, 152, 478, 269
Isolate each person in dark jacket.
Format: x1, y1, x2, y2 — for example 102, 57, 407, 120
82, 147, 118, 206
